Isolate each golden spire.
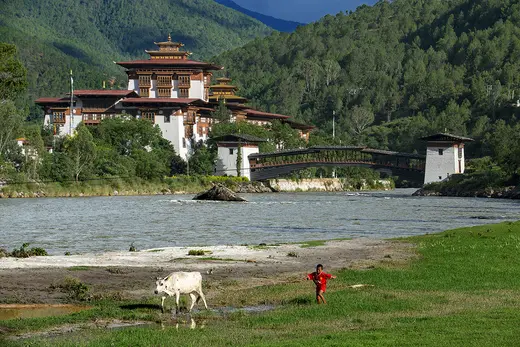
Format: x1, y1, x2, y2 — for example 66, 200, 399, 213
168, 32, 172, 42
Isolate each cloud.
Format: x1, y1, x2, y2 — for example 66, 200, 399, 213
232, 0, 374, 23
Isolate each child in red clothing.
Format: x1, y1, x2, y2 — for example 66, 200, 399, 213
306, 264, 336, 304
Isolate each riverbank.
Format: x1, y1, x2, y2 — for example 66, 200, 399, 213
0, 176, 273, 199
0, 176, 395, 199
1, 221, 520, 346
412, 172, 520, 199
0, 238, 413, 304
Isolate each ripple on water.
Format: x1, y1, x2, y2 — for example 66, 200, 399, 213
1, 190, 519, 254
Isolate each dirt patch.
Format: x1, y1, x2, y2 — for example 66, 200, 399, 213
0, 239, 415, 305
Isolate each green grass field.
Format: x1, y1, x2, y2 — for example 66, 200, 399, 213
2, 221, 520, 346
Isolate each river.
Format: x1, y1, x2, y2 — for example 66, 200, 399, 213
0, 189, 519, 255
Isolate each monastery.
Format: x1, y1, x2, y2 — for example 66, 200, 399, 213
35, 35, 312, 163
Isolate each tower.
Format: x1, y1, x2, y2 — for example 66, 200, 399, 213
421, 133, 473, 185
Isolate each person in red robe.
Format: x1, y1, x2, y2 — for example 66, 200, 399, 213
306, 264, 336, 304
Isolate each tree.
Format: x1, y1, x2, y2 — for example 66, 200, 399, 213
323, 59, 341, 86
63, 125, 96, 181
212, 99, 231, 123
349, 106, 374, 136
0, 100, 23, 160
189, 141, 216, 175
0, 43, 27, 102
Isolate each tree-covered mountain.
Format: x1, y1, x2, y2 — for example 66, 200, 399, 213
0, 0, 272, 104
214, 0, 303, 32
214, 0, 520, 177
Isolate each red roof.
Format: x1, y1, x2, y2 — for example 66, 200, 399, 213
70, 90, 138, 97
35, 97, 70, 104
116, 59, 222, 70
244, 109, 290, 119
121, 98, 206, 105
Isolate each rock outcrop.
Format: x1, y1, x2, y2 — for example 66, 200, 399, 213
193, 184, 247, 202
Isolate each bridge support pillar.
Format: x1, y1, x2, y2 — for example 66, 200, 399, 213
421, 133, 473, 185
213, 134, 265, 180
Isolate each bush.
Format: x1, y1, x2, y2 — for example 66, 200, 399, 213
57, 277, 90, 301
10, 243, 48, 258
188, 249, 211, 256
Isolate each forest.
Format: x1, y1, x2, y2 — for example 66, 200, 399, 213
214, 0, 520, 186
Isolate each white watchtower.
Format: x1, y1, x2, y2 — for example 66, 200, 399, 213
214, 134, 267, 180
421, 133, 474, 185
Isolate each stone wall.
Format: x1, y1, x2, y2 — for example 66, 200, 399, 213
267, 178, 392, 192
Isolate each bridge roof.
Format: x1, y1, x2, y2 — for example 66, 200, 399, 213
361, 148, 425, 159
249, 146, 425, 159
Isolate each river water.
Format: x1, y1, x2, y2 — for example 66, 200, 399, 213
0, 189, 519, 255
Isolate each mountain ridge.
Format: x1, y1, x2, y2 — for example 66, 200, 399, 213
214, 0, 303, 32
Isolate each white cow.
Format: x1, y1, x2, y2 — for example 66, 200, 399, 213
154, 272, 208, 314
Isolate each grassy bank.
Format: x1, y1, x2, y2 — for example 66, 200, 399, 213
416, 169, 520, 199
0, 176, 250, 198
2, 221, 520, 346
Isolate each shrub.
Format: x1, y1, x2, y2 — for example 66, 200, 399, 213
58, 277, 90, 301
10, 243, 48, 258
188, 249, 211, 256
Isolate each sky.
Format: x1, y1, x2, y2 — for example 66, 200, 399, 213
232, 0, 376, 23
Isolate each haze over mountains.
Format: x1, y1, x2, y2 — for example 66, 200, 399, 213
232, 0, 377, 22
215, 0, 303, 32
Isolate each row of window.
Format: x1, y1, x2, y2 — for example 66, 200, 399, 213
83, 114, 116, 121
138, 75, 190, 86
139, 88, 189, 98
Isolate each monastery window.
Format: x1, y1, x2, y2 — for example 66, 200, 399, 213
52, 111, 65, 123
458, 147, 463, 159
158, 88, 171, 98
229, 149, 234, 155
164, 114, 171, 123
139, 75, 151, 86
157, 75, 172, 86
140, 88, 149, 97
142, 111, 155, 123
201, 117, 206, 123
183, 138, 186, 148
179, 88, 189, 98
438, 149, 444, 156
178, 75, 191, 87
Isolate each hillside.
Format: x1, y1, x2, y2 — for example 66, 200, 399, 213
214, 0, 520, 174
0, 0, 272, 105
214, 0, 302, 32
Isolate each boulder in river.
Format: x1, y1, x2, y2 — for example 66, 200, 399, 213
193, 184, 247, 202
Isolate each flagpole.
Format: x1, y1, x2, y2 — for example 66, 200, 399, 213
70, 69, 74, 136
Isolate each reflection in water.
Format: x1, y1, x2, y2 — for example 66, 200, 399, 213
161, 317, 205, 330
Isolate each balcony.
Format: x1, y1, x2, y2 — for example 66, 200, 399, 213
157, 77, 172, 87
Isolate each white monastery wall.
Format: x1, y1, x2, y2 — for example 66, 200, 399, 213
128, 79, 138, 92
424, 144, 459, 184
190, 80, 204, 99
216, 146, 237, 177
215, 145, 258, 180
172, 80, 179, 98
149, 80, 157, 98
